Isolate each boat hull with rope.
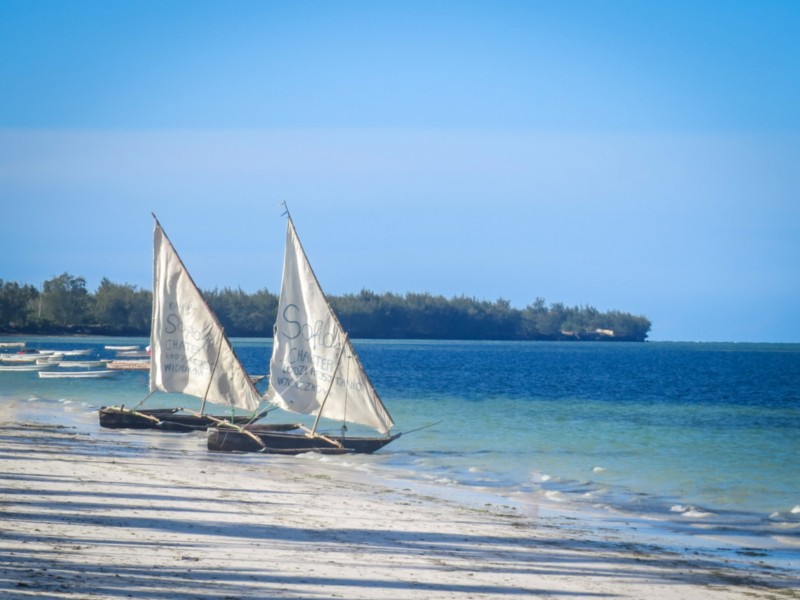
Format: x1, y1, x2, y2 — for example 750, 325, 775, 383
208, 425, 402, 454
98, 407, 278, 432
98, 215, 269, 433
206, 207, 402, 455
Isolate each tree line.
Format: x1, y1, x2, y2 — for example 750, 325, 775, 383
0, 273, 651, 341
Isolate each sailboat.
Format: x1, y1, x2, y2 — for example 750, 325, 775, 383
98, 215, 281, 433
207, 211, 401, 454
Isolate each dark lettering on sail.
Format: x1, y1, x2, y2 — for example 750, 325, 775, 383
149, 222, 260, 411
158, 301, 217, 377
266, 218, 393, 433
280, 304, 342, 351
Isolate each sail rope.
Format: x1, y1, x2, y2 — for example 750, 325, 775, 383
401, 420, 443, 436
309, 334, 348, 438
199, 332, 225, 416
341, 352, 351, 438
133, 390, 156, 410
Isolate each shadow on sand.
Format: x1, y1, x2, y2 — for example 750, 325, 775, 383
1, 425, 796, 599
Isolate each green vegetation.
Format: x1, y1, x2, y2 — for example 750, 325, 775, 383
1, 275, 151, 336
0, 274, 651, 341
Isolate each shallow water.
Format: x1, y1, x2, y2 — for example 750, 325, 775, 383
2, 335, 798, 567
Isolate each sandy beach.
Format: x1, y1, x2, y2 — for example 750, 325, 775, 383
1, 419, 797, 600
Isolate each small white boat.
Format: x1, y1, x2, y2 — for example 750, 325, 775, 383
0, 342, 25, 348
0, 363, 50, 372
105, 345, 139, 351
106, 359, 150, 370
0, 354, 40, 364
61, 348, 93, 356
115, 350, 150, 358
58, 360, 108, 368
39, 369, 118, 379
36, 353, 65, 365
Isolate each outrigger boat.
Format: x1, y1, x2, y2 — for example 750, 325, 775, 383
207, 207, 401, 454
99, 215, 277, 433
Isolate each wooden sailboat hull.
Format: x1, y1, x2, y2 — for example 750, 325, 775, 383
98, 407, 268, 433
207, 426, 402, 454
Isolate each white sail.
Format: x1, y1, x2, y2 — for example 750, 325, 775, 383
149, 219, 261, 412
266, 218, 394, 434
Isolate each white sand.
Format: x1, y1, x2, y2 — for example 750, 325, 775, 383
0, 421, 797, 599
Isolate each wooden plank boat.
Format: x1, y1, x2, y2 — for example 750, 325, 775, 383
208, 426, 401, 454
99, 407, 295, 433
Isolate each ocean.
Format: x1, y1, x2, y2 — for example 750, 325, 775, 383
2, 336, 799, 569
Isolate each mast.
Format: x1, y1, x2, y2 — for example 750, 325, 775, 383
309, 334, 348, 436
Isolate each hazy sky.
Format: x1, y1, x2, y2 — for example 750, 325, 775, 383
1, 1, 798, 342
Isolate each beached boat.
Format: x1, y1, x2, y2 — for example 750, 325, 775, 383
207, 208, 401, 455
40, 369, 117, 379
99, 215, 273, 433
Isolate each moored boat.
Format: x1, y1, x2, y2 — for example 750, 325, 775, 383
1, 353, 44, 364
60, 348, 93, 356
39, 369, 117, 379
58, 360, 108, 368
0, 363, 51, 372
106, 359, 150, 370
115, 350, 151, 358
36, 353, 64, 365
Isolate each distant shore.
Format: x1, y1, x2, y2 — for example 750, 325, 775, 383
1, 413, 796, 599
0, 277, 651, 341
1, 329, 648, 342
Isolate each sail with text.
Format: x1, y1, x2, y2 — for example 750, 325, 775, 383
149, 217, 261, 412
265, 217, 394, 434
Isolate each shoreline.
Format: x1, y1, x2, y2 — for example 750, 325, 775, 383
1, 417, 797, 599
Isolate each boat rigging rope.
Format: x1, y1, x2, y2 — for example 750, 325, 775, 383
341, 353, 351, 438
133, 390, 156, 410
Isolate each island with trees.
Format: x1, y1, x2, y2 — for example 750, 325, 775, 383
0, 273, 651, 341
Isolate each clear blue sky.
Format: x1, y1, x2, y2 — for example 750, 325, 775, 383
1, 1, 798, 342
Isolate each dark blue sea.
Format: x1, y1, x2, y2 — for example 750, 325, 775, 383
2, 336, 798, 568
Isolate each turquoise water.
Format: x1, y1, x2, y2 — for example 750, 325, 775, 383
2, 336, 799, 560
